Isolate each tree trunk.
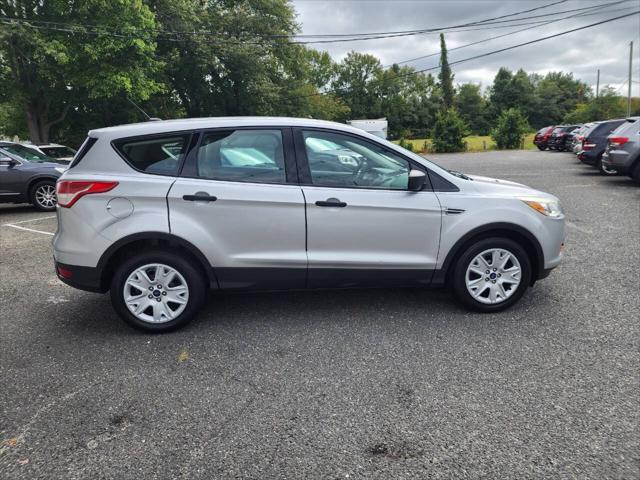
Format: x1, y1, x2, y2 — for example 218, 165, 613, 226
25, 100, 69, 145
25, 103, 49, 144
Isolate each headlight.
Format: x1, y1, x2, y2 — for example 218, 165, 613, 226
54, 167, 67, 174
521, 198, 563, 218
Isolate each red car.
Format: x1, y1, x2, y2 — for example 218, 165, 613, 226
533, 126, 555, 150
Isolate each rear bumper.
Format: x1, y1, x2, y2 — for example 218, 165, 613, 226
54, 261, 106, 293
601, 150, 633, 173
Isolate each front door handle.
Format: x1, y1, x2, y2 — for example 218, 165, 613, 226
315, 198, 347, 207
183, 193, 217, 202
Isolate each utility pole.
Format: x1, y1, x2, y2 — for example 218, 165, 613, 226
596, 69, 600, 98
628, 41, 633, 117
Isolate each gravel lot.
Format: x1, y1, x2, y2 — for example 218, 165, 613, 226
1, 149, 638, 479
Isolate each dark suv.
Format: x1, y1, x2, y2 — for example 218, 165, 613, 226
578, 119, 626, 174
548, 125, 581, 151
0, 142, 67, 211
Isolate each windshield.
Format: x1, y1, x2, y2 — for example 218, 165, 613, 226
40, 146, 76, 158
1, 144, 57, 163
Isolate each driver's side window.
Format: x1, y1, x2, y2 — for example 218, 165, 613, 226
302, 131, 410, 190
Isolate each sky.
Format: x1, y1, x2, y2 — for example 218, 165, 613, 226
291, 0, 640, 96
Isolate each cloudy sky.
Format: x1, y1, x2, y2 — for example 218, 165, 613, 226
291, 0, 640, 96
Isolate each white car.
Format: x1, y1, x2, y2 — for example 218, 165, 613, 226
23, 143, 77, 162
53, 117, 566, 332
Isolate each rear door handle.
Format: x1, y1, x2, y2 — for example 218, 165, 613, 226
315, 198, 347, 207
183, 193, 217, 202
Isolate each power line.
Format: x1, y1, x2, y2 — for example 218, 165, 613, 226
0, 0, 569, 40
287, 10, 640, 101
0, 0, 631, 45
385, 3, 635, 68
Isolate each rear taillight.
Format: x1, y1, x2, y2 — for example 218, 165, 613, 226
582, 141, 596, 151
608, 136, 629, 147
56, 180, 118, 208
56, 264, 73, 279
577, 135, 584, 142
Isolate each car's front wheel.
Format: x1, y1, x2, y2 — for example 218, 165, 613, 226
452, 237, 532, 312
30, 180, 57, 211
110, 250, 206, 332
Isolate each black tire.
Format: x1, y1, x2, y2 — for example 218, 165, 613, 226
452, 237, 532, 313
30, 180, 57, 211
536, 145, 546, 151
110, 250, 207, 332
630, 162, 640, 184
596, 156, 617, 176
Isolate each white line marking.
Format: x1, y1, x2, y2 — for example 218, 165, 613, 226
2, 215, 56, 225
3, 224, 55, 236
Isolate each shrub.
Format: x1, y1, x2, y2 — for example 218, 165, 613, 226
430, 109, 467, 153
491, 108, 530, 150
398, 137, 414, 152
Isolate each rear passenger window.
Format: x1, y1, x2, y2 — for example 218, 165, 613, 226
196, 130, 285, 184
114, 134, 190, 175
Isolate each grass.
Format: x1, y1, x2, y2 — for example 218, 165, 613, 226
396, 133, 536, 153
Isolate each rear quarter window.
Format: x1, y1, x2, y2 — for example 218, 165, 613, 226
113, 133, 191, 176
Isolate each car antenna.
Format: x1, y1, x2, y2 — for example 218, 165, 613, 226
127, 97, 162, 122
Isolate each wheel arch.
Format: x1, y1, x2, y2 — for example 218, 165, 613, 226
26, 175, 59, 198
433, 222, 545, 287
96, 232, 218, 291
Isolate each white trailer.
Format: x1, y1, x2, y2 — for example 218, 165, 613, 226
347, 118, 388, 139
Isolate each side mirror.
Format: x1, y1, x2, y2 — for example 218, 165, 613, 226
0, 156, 17, 166
408, 169, 427, 191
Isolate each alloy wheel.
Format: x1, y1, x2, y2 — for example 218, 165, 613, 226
465, 248, 522, 305
35, 184, 57, 209
123, 263, 189, 324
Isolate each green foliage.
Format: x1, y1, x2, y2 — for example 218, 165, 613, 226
563, 87, 640, 123
456, 83, 490, 135
431, 108, 468, 153
1, 0, 163, 143
491, 108, 530, 150
438, 34, 455, 110
397, 137, 414, 152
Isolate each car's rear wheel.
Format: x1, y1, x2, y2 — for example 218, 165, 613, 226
630, 162, 640, 184
110, 250, 206, 332
30, 180, 57, 211
537, 145, 546, 151
452, 237, 532, 312
596, 157, 617, 175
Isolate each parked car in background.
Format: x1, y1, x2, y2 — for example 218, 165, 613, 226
23, 143, 77, 162
571, 123, 595, 153
533, 126, 555, 150
52, 117, 565, 332
601, 117, 640, 183
578, 119, 626, 174
0, 142, 66, 211
548, 125, 581, 151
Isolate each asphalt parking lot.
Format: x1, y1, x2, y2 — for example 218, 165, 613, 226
1, 149, 638, 479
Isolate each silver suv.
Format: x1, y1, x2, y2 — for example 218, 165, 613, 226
53, 118, 566, 332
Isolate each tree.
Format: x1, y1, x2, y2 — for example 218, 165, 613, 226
529, 72, 590, 127
456, 83, 490, 135
331, 52, 384, 120
491, 108, 529, 150
431, 108, 467, 153
563, 87, 639, 123
1, 0, 163, 144
438, 33, 455, 110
